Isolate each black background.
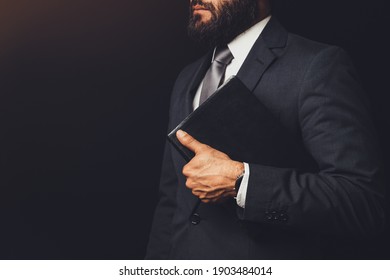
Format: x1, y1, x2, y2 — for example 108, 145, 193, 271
0, 0, 388, 259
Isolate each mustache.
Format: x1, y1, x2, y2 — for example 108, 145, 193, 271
191, 0, 215, 11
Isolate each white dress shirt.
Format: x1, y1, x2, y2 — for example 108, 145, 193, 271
192, 16, 271, 208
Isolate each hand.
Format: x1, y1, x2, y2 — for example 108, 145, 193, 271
176, 130, 244, 204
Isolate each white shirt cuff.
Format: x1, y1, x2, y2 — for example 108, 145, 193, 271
236, 162, 250, 208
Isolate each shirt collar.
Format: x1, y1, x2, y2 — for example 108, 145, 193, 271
212, 15, 272, 63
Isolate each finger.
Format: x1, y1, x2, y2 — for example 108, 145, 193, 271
185, 178, 206, 189
192, 188, 207, 197
193, 187, 236, 200
192, 188, 222, 199
176, 130, 207, 154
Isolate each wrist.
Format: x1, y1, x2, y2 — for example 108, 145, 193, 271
233, 162, 245, 195
234, 161, 245, 179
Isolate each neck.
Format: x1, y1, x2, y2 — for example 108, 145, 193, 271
255, 1, 271, 23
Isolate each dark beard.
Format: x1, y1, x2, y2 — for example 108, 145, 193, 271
188, 0, 258, 48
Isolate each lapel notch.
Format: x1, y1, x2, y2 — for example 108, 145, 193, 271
237, 17, 288, 92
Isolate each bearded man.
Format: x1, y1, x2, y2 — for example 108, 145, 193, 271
145, 0, 385, 259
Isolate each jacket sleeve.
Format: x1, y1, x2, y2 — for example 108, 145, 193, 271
239, 47, 386, 238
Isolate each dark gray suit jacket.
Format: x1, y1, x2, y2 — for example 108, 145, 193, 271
146, 18, 385, 259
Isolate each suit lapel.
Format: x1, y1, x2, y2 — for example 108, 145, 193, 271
237, 17, 288, 91
183, 51, 213, 116
236, 37, 276, 92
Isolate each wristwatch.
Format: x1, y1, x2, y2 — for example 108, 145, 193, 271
234, 171, 245, 194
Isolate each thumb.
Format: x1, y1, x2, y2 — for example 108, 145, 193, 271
176, 130, 206, 154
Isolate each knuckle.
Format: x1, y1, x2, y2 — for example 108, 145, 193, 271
198, 144, 209, 153
182, 165, 190, 176
203, 144, 211, 150
183, 134, 194, 144
186, 178, 195, 189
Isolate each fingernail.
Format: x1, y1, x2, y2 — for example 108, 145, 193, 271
177, 130, 186, 138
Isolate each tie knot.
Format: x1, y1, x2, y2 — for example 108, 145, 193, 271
213, 45, 234, 65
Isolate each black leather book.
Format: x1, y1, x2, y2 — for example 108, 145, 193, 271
167, 76, 299, 168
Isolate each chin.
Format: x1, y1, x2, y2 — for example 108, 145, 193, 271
196, 16, 214, 28
194, 11, 212, 23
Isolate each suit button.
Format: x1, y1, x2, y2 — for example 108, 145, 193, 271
191, 213, 201, 225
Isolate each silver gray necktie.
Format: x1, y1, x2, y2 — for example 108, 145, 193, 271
199, 45, 234, 105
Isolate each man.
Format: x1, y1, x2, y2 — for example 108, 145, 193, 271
146, 0, 385, 259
